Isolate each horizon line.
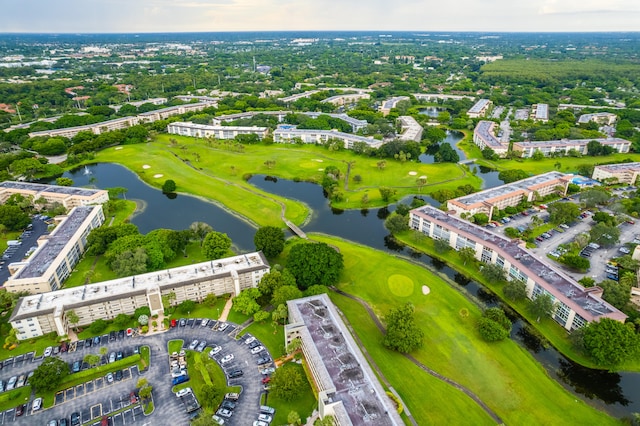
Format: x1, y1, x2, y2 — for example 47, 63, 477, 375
1, 30, 640, 35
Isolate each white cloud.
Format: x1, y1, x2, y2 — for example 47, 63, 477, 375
539, 0, 640, 14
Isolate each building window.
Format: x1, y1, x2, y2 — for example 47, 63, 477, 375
554, 302, 571, 325
571, 314, 587, 330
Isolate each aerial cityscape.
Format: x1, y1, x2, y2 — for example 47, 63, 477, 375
0, 27, 640, 426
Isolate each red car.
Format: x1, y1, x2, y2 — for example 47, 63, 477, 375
15, 404, 25, 417
261, 376, 271, 385
170, 319, 177, 328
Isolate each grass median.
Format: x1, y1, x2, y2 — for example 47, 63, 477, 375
310, 234, 621, 425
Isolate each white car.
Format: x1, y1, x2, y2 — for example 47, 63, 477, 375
43, 346, 53, 357
188, 340, 199, 350
32, 397, 42, 411
211, 415, 225, 425
244, 336, 256, 345
251, 345, 265, 355
216, 409, 233, 418
258, 414, 273, 423
201, 319, 209, 327
218, 322, 229, 332
209, 346, 222, 357
253, 421, 268, 426
175, 387, 192, 398
260, 367, 275, 375
220, 354, 234, 364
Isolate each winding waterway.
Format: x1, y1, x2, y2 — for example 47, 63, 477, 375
52, 158, 640, 419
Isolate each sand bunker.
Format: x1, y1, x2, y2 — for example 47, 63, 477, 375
142, 165, 151, 169
153, 174, 164, 178
318, 168, 324, 171
313, 159, 324, 162
422, 285, 431, 295
419, 175, 427, 179
408, 171, 417, 176
115, 147, 123, 150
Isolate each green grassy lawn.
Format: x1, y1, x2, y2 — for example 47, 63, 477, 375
167, 297, 229, 323
168, 340, 183, 355
311, 234, 622, 425
241, 321, 286, 359
138, 346, 150, 371
263, 362, 316, 426
395, 230, 640, 372
0, 332, 61, 360
178, 349, 229, 417
0, 386, 31, 413
88, 134, 483, 223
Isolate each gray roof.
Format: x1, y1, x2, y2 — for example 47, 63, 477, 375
468, 99, 491, 114
0, 181, 104, 197
474, 121, 503, 148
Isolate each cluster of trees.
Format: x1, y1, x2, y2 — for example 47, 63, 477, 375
383, 302, 424, 353
478, 308, 512, 342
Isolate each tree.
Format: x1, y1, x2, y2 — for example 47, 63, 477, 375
378, 187, 397, 203
139, 383, 153, 400
254, 226, 286, 258
162, 291, 177, 311
560, 253, 590, 272
0, 205, 31, 231
529, 294, 555, 322
272, 285, 303, 308
581, 188, 610, 208
272, 303, 289, 325
434, 239, 451, 253
114, 313, 131, 328
66, 310, 80, 332
89, 319, 108, 334
287, 243, 344, 289
599, 279, 631, 309
190, 221, 213, 246
111, 247, 148, 277
458, 247, 476, 265
498, 169, 529, 184
382, 303, 424, 353
503, 280, 527, 301
199, 384, 220, 410
582, 318, 640, 366
177, 300, 196, 314
478, 308, 512, 342
589, 222, 620, 247
480, 263, 506, 283
84, 354, 100, 367
30, 356, 69, 391
384, 214, 409, 234
56, 177, 74, 186
472, 213, 489, 225
203, 293, 218, 307
259, 269, 297, 296
232, 288, 262, 316
162, 179, 176, 194
434, 143, 460, 163
253, 310, 270, 323
270, 364, 304, 401
548, 203, 579, 225
288, 411, 302, 426
202, 231, 232, 259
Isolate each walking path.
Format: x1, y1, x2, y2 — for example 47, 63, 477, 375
218, 297, 234, 322
331, 287, 504, 425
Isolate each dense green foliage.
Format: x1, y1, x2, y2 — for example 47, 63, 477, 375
287, 243, 344, 289
382, 303, 424, 353
254, 226, 286, 258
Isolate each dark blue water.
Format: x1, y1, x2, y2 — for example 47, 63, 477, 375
51, 163, 639, 419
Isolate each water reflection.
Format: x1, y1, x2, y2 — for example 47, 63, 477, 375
384, 234, 405, 252
557, 359, 630, 406
453, 273, 470, 287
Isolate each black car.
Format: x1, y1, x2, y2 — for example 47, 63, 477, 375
93, 336, 101, 346
109, 331, 117, 342
16, 404, 25, 417
60, 418, 69, 426
118, 329, 125, 339
85, 338, 92, 348
227, 369, 243, 379
248, 340, 260, 349
116, 351, 123, 361
256, 356, 271, 365
70, 412, 81, 426
115, 370, 123, 381
221, 400, 236, 410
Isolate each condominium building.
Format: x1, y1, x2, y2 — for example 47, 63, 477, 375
211, 111, 368, 132
379, 96, 410, 116
409, 205, 626, 331
467, 99, 492, 118
447, 172, 572, 220
321, 93, 370, 106
531, 104, 549, 122
137, 102, 210, 122
173, 95, 219, 105
397, 115, 423, 142
0, 181, 109, 209
273, 125, 384, 149
4, 206, 105, 294
592, 162, 640, 185
9, 252, 269, 340
167, 122, 269, 140
578, 112, 618, 126
513, 138, 630, 158
285, 294, 403, 426
472, 121, 508, 156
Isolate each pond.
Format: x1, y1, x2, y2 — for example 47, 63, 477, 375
51, 163, 640, 419
419, 107, 445, 118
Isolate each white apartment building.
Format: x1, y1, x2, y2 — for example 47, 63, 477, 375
472, 121, 508, 156
531, 104, 549, 122
409, 205, 626, 331
286, 294, 403, 426
0, 181, 109, 209
397, 115, 423, 142
379, 96, 410, 116
273, 125, 384, 149
167, 122, 268, 140
467, 99, 492, 118
592, 162, 640, 185
514, 138, 630, 158
578, 112, 618, 126
4, 205, 105, 294
10, 252, 269, 340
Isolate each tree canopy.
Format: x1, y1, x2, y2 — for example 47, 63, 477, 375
202, 231, 232, 259
30, 356, 69, 391
382, 302, 424, 353
582, 318, 639, 366
287, 243, 344, 290
254, 226, 286, 258
548, 202, 580, 225
270, 364, 305, 401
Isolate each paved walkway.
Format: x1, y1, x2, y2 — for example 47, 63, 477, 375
219, 297, 233, 322
331, 287, 504, 425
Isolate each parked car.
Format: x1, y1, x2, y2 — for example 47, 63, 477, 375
70, 413, 81, 426
106, 373, 114, 384
188, 340, 199, 350
109, 331, 117, 341
44, 346, 53, 357
116, 351, 123, 361
224, 392, 240, 401
60, 418, 69, 426
115, 370, 123, 381
217, 322, 229, 332
179, 318, 186, 327
244, 336, 256, 345
109, 352, 116, 363
93, 336, 101, 346
201, 319, 209, 327
47, 420, 58, 426
118, 329, 125, 339
6, 376, 17, 390
251, 345, 265, 355
196, 341, 207, 352
259, 405, 275, 415
248, 340, 260, 349
221, 400, 236, 410
260, 367, 275, 375
172, 375, 190, 386
221, 354, 234, 364
32, 397, 43, 411
175, 387, 192, 398
256, 356, 271, 365
258, 414, 273, 423
212, 414, 225, 425
216, 409, 233, 418
73, 361, 81, 373
170, 319, 177, 328
60, 341, 68, 352
209, 346, 222, 357
227, 369, 243, 379
253, 421, 268, 426
16, 404, 25, 417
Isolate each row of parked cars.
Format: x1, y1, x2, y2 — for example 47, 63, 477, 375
0, 371, 33, 392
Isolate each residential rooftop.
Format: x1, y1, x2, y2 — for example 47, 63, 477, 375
515, 137, 629, 148
413, 206, 623, 319
534, 104, 549, 120
468, 98, 491, 114
0, 181, 105, 198
593, 162, 640, 172
452, 171, 567, 207
474, 120, 504, 148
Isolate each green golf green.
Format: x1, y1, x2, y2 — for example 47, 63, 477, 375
388, 274, 414, 297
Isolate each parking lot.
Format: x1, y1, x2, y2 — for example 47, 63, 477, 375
0, 216, 49, 285
0, 318, 274, 426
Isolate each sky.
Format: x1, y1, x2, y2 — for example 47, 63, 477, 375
2, 0, 640, 33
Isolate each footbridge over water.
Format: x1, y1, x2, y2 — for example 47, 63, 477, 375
285, 220, 307, 239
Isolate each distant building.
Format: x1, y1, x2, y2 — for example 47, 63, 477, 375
472, 121, 508, 157
0, 181, 109, 209
4, 206, 105, 294
9, 252, 269, 340
467, 99, 492, 118
211, 111, 368, 132
513, 138, 630, 158
173, 95, 218, 105
379, 96, 410, 116
273, 125, 383, 149
397, 116, 423, 142
447, 171, 572, 221
409, 205, 626, 331
286, 294, 403, 426
412, 93, 475, 102
321, 93, 370, 106
578, 112, 617, 126
167, 122, 268, 140
592, 162, 640, 185
531, 104, 549, 122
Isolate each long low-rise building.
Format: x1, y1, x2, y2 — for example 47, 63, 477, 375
447, 171, 572, 220
167, 122, 268, 140
513, 137, 630, 158
4, 206, 105, 294
592, 162, 640, 184
285, 294, 402, 426
273, 125, 384, 149
9, 251, 269, 340
472, 120, 508, 156
467, 99, 492, 118
0, 181, 109, 209
409, 205, 626, 331
578, 112, 617, 125
531, 104, 549, 122
379, 96, 410, 116
321, 93, 370, 106
211, 111, 368, 132
397, 115, 423, 142
412, 93, 476, 101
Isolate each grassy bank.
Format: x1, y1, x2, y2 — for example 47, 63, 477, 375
310, 234, 622, 425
